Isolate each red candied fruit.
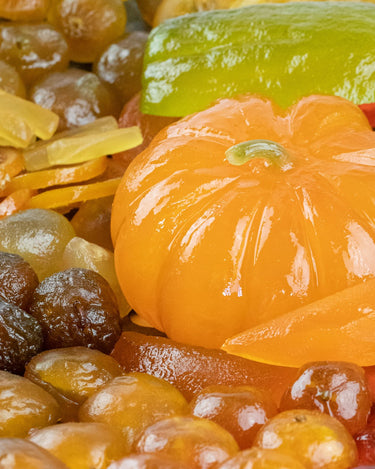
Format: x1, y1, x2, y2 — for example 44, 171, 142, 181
355, 427, 375, 465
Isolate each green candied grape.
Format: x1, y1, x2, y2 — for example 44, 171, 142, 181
141, 2, 375, 116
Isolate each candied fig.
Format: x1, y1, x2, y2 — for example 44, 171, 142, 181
0, 298, 42, 374
29, 268, 121, 353
0, 251, 38, 311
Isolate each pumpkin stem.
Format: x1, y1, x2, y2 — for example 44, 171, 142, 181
225, 139, 293, 171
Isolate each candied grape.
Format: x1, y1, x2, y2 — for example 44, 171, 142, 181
0, 371, 61, 437
190, 385, 277, 449
136, 415, 239, 469
25, 347, 123, 421
29, 422, 130, 469
355, 427, 375, 465
48, 0, 126, 63
280, 361, 371, 435
0, 299, 42, 374
94, 32, 148, 104
0, 438, 68, 469
0, 23, 69, 85
29, 268, 121, 353
216, 447, 307, 469
0, 208, 75, 280
79, 372, 190, 448
30, 69, 120, 132
0, 251, 38, 311
0, 60, 25, 97
107, 454, 190, 469
254, 409, 358, 469
0, 0, 50, 21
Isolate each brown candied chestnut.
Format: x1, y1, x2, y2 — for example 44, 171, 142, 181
279, 361, 371, 435
190, 385, 277, 449
0, 298, 43, 374
29, 268, 121, 353
0, 251, 38, 311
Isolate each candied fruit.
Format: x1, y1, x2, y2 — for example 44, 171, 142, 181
107, 454, 189, 469
0, 60, 25, 97
0, 0, 50, 22
216, 447, 307, 469
355, 427, 375, 465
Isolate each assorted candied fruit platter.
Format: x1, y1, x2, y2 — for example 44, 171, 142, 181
2, 0, 375, 468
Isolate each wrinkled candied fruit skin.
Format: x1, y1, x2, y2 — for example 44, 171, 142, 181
30, 69, 120, 133
0, 0, 50, 22
48, 0, 126, 63
190, 384, 277, 449
0, 299, 43, 374
355, 427, 375, 465
107, 454, 190, 469
136, 415, 239, 469
0, 208, 75, 281
216, 447, 307, 469
0, 60, 25, 97
0, 22, 69, 85
94, 31, 149, 104
0, 438, 68, 469
29, 268, 121, 353
79, 372, 190, 449
280, 361, 371, 435
29, 422, 130, 469
25, 346, 123, 421
0, 251, 38, 311
0, 371, 61, 438
254, 409, 358, 469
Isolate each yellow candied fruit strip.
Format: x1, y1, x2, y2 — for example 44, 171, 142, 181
0, 156, 108, 197
0, 147, 25, 191
0, 189, 34, 219
23, 117, 142, 171
27, 178, 121, 210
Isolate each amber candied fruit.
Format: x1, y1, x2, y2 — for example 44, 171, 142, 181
0, 371, 61, 438
280, 361, 371, 435
355, 427, 375, 465
0, 0, 50, 22
136, 415, 239, 469
254, 409, 358, 469
216, 447, 306, 469
29, 268, 121, 353
107, 454, 190, 469
79, 372, 190, 448
0, 60, 25, 97
29, 422, 130, 469
0, 438, 68, 469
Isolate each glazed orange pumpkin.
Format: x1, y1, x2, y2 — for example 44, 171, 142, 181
112, 94, 375, 349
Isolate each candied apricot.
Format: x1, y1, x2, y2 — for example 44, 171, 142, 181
0, 371, 60, 437
280, 361, 371, 435
111, 332, 296, 404
0, 438, 68, 469
254, 409, 358, 469
0, 299, 42, 374
25, 347, 123, 421
107, 454, 189, 469
0, 23, 69, 84
29, 422, 130, 469
30, 69, 120, 132
0, 251, 38, 311
216, 447, 307, 469
190, 385, 277, 449
29, 268, 121, 353
136, 415, 239, 469
79, 372, 189, 448
0, 60, 25, 97
48, 0, 126, 63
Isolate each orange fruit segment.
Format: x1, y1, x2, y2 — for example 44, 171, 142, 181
0, 147, 25, 192
222, 278, 375, 367
0, 189, 34, 219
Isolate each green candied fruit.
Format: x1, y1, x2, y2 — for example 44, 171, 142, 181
141, 1, 375, 116
0, 209, 75, 280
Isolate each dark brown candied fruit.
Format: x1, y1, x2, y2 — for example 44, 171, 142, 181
29, 422, 131, 469
107, 454, 190, 469
29, 268, 121, 353
216, 447, 307, 469
0, 251, 38, 311
25, 346, 123, 421
355, 427, 375, 465
0, 23, 69, 85
0, 371, 61, 438
136, 416, 239, 469
94, 31, 149, 104
0, 0, 50, 22
111, 332, 296, 404
48, 0, 126, 63
0, 438, 68, 469
0, 298, 42, 374
0, 60, 25, 97
79, 372, 190, 449
30, 69, 120, 132
279, 361, 371, 435
190, 385, 277, 449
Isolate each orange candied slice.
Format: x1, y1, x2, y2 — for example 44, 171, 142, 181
28, 178, 121, 211
223, 279, 375, 368
0, 156, 107, 197
0, 147, 24, 191
0, 189, 33, 219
